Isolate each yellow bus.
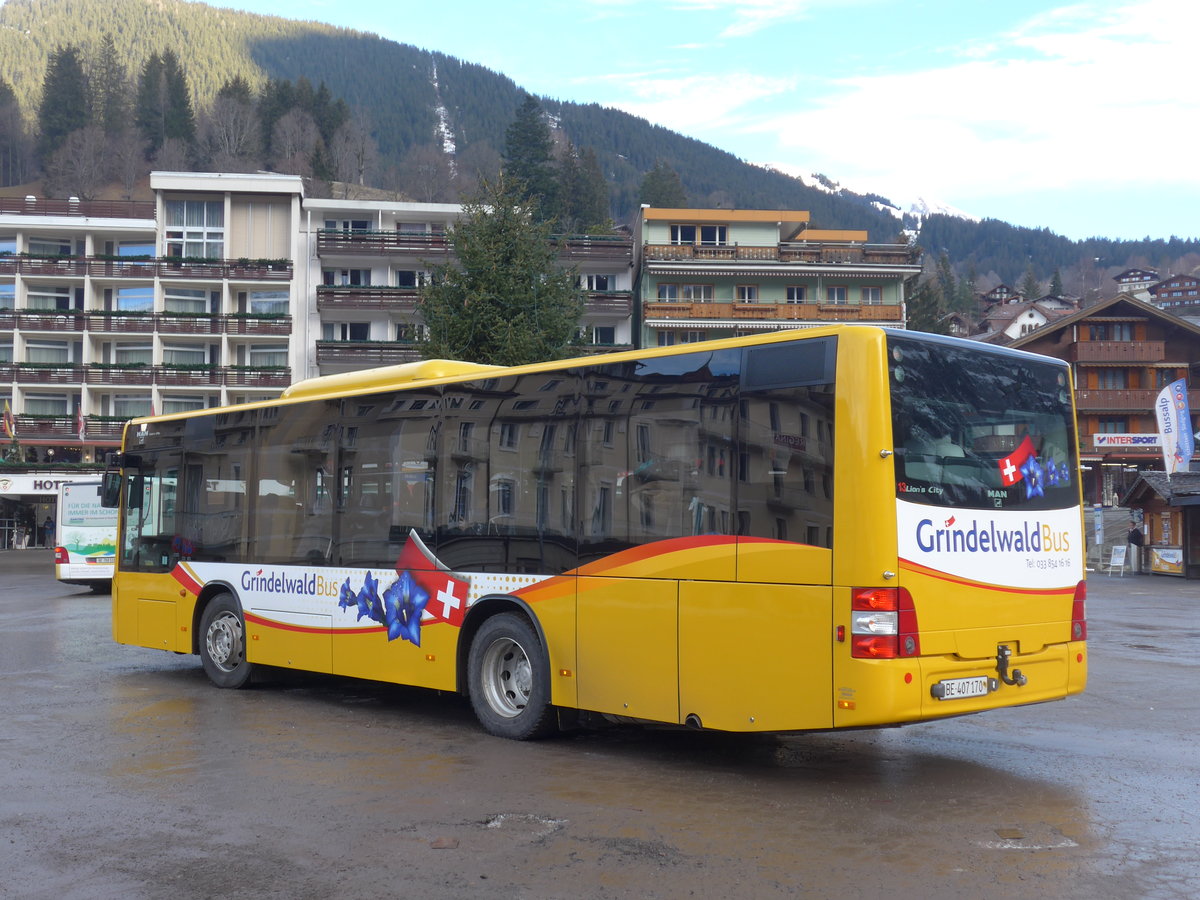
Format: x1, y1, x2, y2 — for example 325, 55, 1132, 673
103, 327, 1086, 739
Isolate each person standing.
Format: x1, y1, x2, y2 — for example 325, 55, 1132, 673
1127, 518, 1144, 573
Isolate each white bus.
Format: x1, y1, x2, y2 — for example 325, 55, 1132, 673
55, 480, 117, 590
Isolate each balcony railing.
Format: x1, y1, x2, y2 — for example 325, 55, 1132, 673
643, 242, 916, 266
316, 285, 420, 311
1068, 341, 1167, 363
1076, 388, 1200, 411
14, 312, 85, 332
315, 341, 422, 366
75, 312, 291, 335
0, 198, 155, 218
316, 230, 451, 256
582, 292, 633, 316
13, 364, 85, 384
551, 235, 634, 262
0, 255, 292, 280
642, 301, 902, 321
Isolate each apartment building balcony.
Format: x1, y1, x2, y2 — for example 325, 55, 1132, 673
155, 365, 221, 386
13, 364, 85, 384
0, 255, 292, 281
1067, 341, 1167, 363
14, 312, 85, 332
85, 364, 154, 386
315, 340, 422, 366
316, 285, 420, 311
583, 291, 633, 316
643, 242, 915, 266
642, 301, 903, 322
316, 230, 451, 256
224, 367, 291, 388
552, 235, 634, 262
81, 312, 291, 335
1076, 388, 1200, 412
5, 414, 125, 443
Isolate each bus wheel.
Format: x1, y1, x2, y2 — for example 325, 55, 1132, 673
199, 594, 253, 689
468, 613, 556, 740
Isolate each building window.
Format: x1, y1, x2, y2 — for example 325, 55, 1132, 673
165, 200, 224, 258
492, 478, 515, 517
861, 286, 883, 305
1098, 418, 1127, 433
164, 287, 208, 314
26, 285, 72, 311
249, 344, 287, 367
1096, 369, 1127, 389
322, 322, 370, 341
670, 224, 728, 246
825, 286, 848, 305
26, 341, 70, 364
323, 269, 371, 286
0, 341, 12, 363
786, 286, 807, 303
249, 290, 288, 315
657, 284, 679, 301
499, 423, 518, 449
581, 274, 611, 291
680, 331, 705, 343
736, 285, 759, 302
0, 236, 15, 255
396, 270, 427, 288
681, 284, 714, 301
162, 345, 208, 366
27, 237, 72, 256
657, 332, 675, 347
24, 393, 69, 415
592, 325, 615, 344
115, 344, 152, 365
118, 241, 155, 257
113, 394, 151, 418
115, 286, 154, 312
162, 395, 208, 414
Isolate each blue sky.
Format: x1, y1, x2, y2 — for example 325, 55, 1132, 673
202, 0, 1193, 241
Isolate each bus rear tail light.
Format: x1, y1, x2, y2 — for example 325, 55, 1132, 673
850, 586, 921, 659
54, 547, 69, 565
1071, 580, 1087, 641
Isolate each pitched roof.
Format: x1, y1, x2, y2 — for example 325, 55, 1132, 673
1010, 292, 1200, 349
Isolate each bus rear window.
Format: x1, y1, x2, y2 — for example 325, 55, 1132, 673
888, 335, 1077, 511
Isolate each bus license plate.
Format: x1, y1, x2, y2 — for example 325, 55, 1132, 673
933, 676, 991, 700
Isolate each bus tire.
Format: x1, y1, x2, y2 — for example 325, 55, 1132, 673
198, 593, 253, 689
468, 612, 556, 740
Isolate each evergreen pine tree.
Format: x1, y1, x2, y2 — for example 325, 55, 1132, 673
37, 45, 90, 162
161, 50, 196, 145
89, 33, 129, 137
1050, 268, 1064, 297
1021, 264, 1041, 300
639, 160, 687, 207
134, 52, 167, 157
503, 93, 558, 222
576, 147, 611, 232
0, 78, 34, 186
417, 174, 583, 366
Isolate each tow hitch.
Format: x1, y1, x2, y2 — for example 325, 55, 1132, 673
996, 644, 1027, 687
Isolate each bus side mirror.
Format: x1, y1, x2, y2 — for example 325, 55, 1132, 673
100, 472, 122, 508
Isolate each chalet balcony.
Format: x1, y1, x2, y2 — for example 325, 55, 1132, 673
316, 230, 451, 257
1067, 341, 1166, 363
643, 242, 915, 266
582, 291, 633, 316
1076, 388, 1200, 412
642, 301, 902, 322
316, 285, 420, 311
551, 235, 634, 262
315, 341, 422, 366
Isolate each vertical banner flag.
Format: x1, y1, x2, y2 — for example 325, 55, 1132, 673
76, 405, 86, 443
2, 400, 14, 440
1155, 378, 1194, 474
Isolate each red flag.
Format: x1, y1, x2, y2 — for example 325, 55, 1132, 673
998, 435, 1036, 487
394, 532, 471, 627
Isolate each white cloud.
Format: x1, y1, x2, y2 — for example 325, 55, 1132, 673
740, 0, 1200, 203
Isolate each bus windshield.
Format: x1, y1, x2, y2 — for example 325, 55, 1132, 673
888, 334, 1078, 512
